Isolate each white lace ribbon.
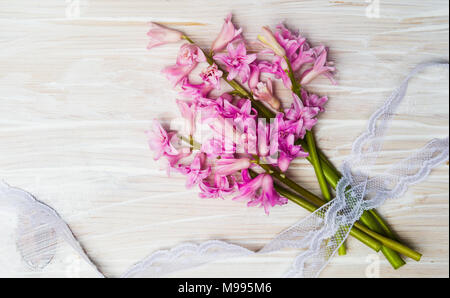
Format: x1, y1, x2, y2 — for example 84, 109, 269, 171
1, 62, 448, 278
0, 181, 104, 277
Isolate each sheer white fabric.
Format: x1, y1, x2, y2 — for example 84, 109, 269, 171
0, 62, 448, 278
0, 182, 103, 277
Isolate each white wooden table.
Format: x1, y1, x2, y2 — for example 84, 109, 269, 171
0, 0, 448, 278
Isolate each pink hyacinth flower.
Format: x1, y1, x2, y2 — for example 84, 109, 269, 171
162, 64, 196, 87
233, 100, 258, 131
147, 22, 183, 50
234, 171, 287, 215
257, 119, 279, 161
199, 64, 223, 89
274, 23, 304, 57
179, 78, 214, 101
278, 134, 309, 172
258, 59, 292, 89
176, 99, 197, 136
300, 46, 336, 85
179, 153, 211, 188
248, 64, 260, 91
146, 120, 178, 160
214, 42, 257, 83
301, 89, 328, 112
290, 45, 315, 73
253, 78, 281, 110
284, 93, 320, 138
163, 148, 191, 177
177, 43, 206, 66
165, 151, 191, 168
273, 23, 314, 72
211, 13, 242, 53
257, 26, 286, 57
163, 44, 206, 87
203, 112, 243, 154
201, 138, 227, 159
199, 176, 235, 199
215, 157, 251, 176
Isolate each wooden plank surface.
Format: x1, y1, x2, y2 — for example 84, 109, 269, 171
0, 0, 448, 277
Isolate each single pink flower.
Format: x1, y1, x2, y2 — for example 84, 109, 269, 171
258, 59, 292, 89
234, 171, 287, 214
275, 113, 298, 137
278, 134, 308, 172
257, 26, 286, 57
214, 42, 257, 83
274, 23, 304, 55
199, 176, 235, 199
211, 13, 242, 53
253, 78, 281, 110
248, 64, 261, 90
162, 64, 196, 87
179, 78, 214, 101
290, 45, 315, 73
201, 138, 228, 159
215, 157, 251, 176
284, 93, 319, 138
217, 98, 256, 128
176, 99, 197, 135
274, 24, 314, 72
233, 100, 258, 132
204, 97, 257, 155
301, 89, 328, 112
165, 151, 191, 168
163, 44, 206, 87
199, 64, 223, 89
147, 22, 183, 50
146, 120, 178, 160
177, 43, 206, 66
203, 112, 242, 154
179, 153, 211, 188
300, 46, 336, 85
257, 119, 279, 160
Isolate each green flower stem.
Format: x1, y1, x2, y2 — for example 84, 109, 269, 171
259, 160, 345, 254
248, 169, 382, 252
317, 150, 406, 267
354, 222, 421, 261
250, 166, 420, 261
305, 131, 332, 201
369, 209, 399, 239
179, 135, 201, 150
253, 162, 420, 260
296, 139, 406, 268
257, 162, 326, 208
284, 57, 331, 203
277, 185, 383, 252
284, 56, 345, 255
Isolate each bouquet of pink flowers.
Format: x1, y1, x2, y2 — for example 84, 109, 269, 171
145, 14, 422, 270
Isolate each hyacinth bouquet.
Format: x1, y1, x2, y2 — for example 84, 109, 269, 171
145, 14, 422, 270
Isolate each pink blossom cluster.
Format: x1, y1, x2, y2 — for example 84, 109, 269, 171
146, 14, 334, 214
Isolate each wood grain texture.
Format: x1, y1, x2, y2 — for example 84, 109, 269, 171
0, 0, 448, 278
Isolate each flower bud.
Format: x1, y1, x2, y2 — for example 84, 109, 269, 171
257, 26, 286, 57
147, 22, 183, 50
211, 13, 242, 53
